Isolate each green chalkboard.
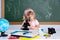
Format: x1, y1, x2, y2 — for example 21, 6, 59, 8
5, 0, 60, 22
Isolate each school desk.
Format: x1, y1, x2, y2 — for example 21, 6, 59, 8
0, 30, 51, 40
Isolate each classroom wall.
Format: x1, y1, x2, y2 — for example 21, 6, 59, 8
0, 0, 1, 18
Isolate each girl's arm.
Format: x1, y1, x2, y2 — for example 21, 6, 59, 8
35, 24, 40, 29
28, 24, 39, 30
35, 20, 40, 29
32, 22, 39, 30
28, 20, 40, 30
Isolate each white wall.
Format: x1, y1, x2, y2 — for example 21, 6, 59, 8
0, 0, 1, 18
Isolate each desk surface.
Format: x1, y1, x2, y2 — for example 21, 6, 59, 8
0, 30, 52, 40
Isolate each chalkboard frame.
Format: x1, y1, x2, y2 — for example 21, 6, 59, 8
2, 0, 60, 25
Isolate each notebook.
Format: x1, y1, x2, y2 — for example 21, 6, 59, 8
10, 30, 38, 38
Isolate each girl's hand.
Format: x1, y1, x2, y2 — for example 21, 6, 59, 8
28, 26, 34, 30
28, 26, 36, 30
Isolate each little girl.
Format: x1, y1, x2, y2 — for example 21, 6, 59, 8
22, 8, 39, 30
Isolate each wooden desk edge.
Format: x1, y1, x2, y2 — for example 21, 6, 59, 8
10, 22, 60, 25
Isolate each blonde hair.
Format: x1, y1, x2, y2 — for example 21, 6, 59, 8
23, 8, 36, 20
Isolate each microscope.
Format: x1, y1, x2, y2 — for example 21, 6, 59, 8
22, 17, 30, 30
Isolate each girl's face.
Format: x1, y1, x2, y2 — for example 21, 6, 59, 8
30, 15, 35, 21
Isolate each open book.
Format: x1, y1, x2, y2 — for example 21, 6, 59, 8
10, 30, 39, 38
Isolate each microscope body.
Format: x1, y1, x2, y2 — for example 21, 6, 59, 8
22, 17, 30, 30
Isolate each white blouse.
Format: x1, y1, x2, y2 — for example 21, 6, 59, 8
31, 19, 39, 27
28, 19, 39, 30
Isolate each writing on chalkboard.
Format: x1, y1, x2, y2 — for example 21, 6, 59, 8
5, 0, 60, 22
